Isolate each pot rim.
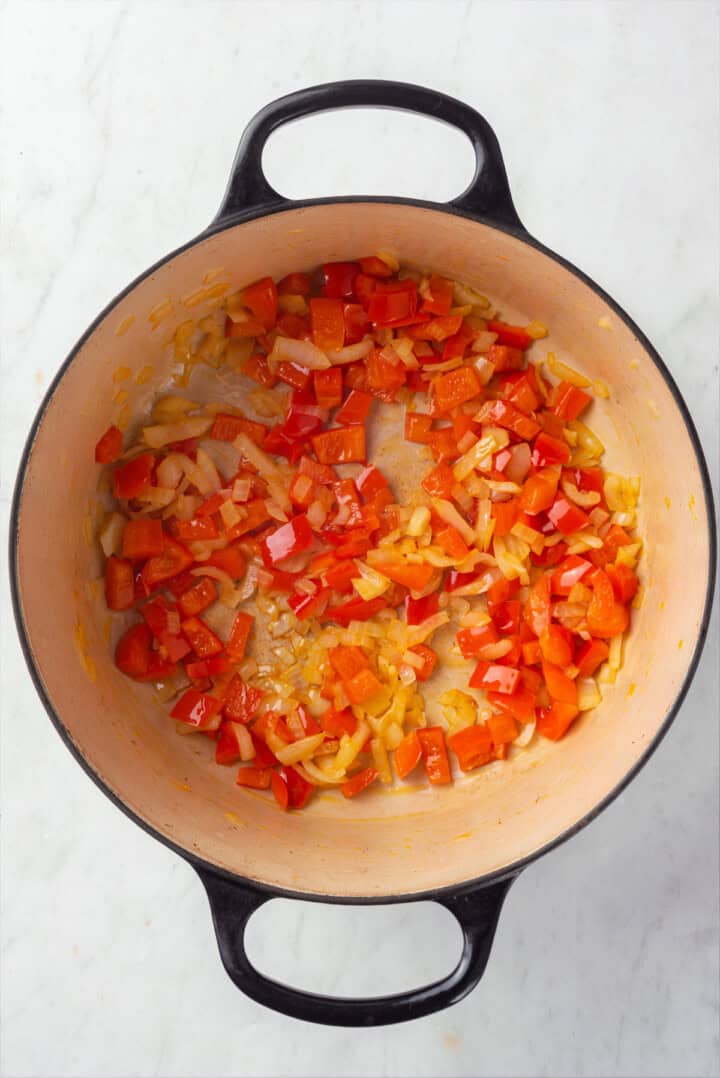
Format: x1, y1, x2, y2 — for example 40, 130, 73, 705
9, 195, 717, 904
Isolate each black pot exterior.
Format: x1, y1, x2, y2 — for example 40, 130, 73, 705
9, 81, 718, 1026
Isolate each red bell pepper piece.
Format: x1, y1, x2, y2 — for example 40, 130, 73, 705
447, 724, 493, 772
356, 464, 390, 501
551, 554, 592, 595
519, 468, 560, 514
491, 498, 519, 537
226, 611, 254, 661
322, 559, 360, 593
432, 366, 482, 413
311, 426, 366, 464
274, 361, 311, 392
141, 537, 194, 591
490, 599, 522, 636
236, 767, 272, 790
115, 622, 153, 679
587, 569, 629, 638
344, 667, 384, 705
434, 525, 471, 560
366, 349, 407, 400
358, 256, 393, 278
261, 514, 314, 567
173, 517, 219, 542
335, 390, 373, 426
341, 767, 379, 799
409, 315, 463, 342
185, 655, 230, 680
321, 261, 360, 299
320, 707, 357, 738
181, 616, 224, 659
241, 276, 278, 330
141, 597, 192, 661
405, 592, 439, 626
313, 367, 343, 409
539, 625, 574, 667
371, 559, 434, 592
206, 544, 248, 579
542, 660, 578, 705
487, 320, 533, 350
288, 586, 331, 620
105, 555, 135, 611
393, 730, 423, 779
550, 381, 592, 421
421, 274, 454, 316
325, 595, 388, 626
547, 495, 590, 535
95, 425, 123, 464
537, 701, 580, 740
224, 313, 265, 338
282, 766, 314, 809
476, 399, 540, 441
342, 302, 371, 344
456, 622, 499, 657
487, 711, 519, 745
531, 431, 571, 468
367, 279, 418, 327
606, 563, 639, 603
277, 272, 311, 296
113, 453, 154, 499
222, 675, 263, 723
310, 297, 345, 350
487, 684, 537, 724
405, 412, 433, 444
171, 688, 222, 729
215, 721, 247, 765
487, 344, 524, 372
409, 644, 437, 682
469, 662, 520, 695
418, 727, 452, 784
243, 352, 278, 388
575, 638, 609, 677
210, 413, 268, 446
523, 573, 552, 637
421, 462, 456, 499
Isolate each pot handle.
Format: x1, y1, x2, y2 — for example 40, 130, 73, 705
212, 79, 523, 230
195, 866, 516, 1026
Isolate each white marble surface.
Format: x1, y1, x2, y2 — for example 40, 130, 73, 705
1, 2, 718, 1076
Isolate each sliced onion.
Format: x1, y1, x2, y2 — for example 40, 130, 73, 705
156, 453, 185, 489
99, 512, 126, 557
513, 721, 536, 748
430, 498, 476, 544
275, 733, 326, 766
505, 442, 532, 485
142, 416, 213, 448
307, 498, 328, 529
269, 336, 330, 370
325, 337, 374, 365
199, 439, 242, 482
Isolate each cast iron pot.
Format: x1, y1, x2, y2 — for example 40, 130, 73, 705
10, 81, 716, 1027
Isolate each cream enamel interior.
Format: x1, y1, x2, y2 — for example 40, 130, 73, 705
14, 203, 711, 897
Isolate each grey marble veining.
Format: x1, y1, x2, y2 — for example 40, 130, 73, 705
1, 2, 718, 1076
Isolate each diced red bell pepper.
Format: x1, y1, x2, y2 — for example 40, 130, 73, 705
223, 675, 263, 723
171, 688, 221, 729
522, 639, 542, 666
288, 586, 331, 621
488, 343, 524, 372
282, 766, 314, 809
274, 361, 311, 392
115, 622, 153, 679
550, 381, 592, 421
490, 599, 522, 637
537, 701, 580, 740
312, 426, 366, 464
476, 399, 540, 441
342, 302, 371, 344
141, 537, 194, 591
181, 616, 224, 659
322, 559, 360, 593
469, 662, 520, 695
313, 367, 343, 409
587, 569, 629, 638
113, 453, 155, 500
421, 462, 456, 499
327, 644, 368, 681
185, 655, 230, 680
141, 597, 192, 661
421, 274, 454, 316
393, 730, 423, 779
519, 468, 560, 514
353, 272, 378, 308
447, 724, 493, 772
105, 555, 135, 611
358, 255, 393, 279
366, 349, 407, 400
344, 667, 384, 705
551, 555, 592, 595
226, 501, 271, 543
226, 611, 254, 661
539, 625, 574, 667
356, 464, 390, 502
215, 721, 247, 765
310, 297, 345, 351
335, 390, 373, 426
531, 432, 571, 468
341, 767, 379, 799
491, 498, 519, 537
523, 573, 552, 637
236, 767, 272, 790
575, 638, 609, 677
367, 279, 418, 327
325, 595, 388, 626
502, 372, 540, 414
225, 313, 265, 338
487, 684, 537, 724
95, 425, 123, 464
456, 622, 499, 657
320, 707, 357, 738
405, 592, 439, 626
270, 771, 290, 810
486, 320, 533, 350
277, 272, 311, 296
606, 563, 639, 603
409, 644, 437, 681
206, 544, 248, 579
418, 727, 452, 785
487, 711, 519, 746
173, 517, 219, 542
243, 352, 278, 388
409, 315, 463, 342
210, 413, 268, 445
404, 411, 433, 444
261, 515, 314, 567
321, 261, 359, 300
241, 276, 278, 330
432, 366, 482, 413
542, 661, 578, 705
434, 525, 471, 560
531, 540, 568, 568
371, 559, 434, 592
547, 496, 590, 536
